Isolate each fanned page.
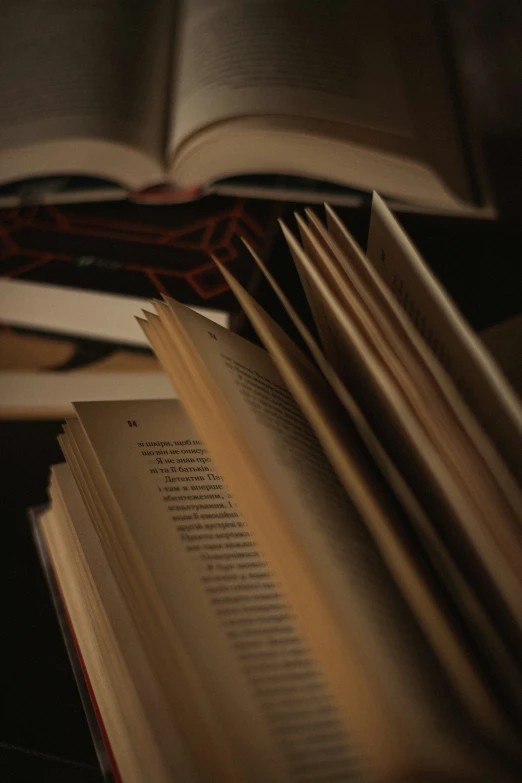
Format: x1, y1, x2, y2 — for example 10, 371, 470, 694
140, 302, 519, 781
237, 241, 522, 726
0, 0, 172, 190
305, 203, 522, 519
42, 463, 199, 783
218, 251, 522, 735
63, 399, 360, 783
217, 258, 522, 742
365, 193, 522, 482
279, 206, 522, 657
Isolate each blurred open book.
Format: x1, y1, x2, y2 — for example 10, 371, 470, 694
0, 0, 491, 214
36, 195, 522, 782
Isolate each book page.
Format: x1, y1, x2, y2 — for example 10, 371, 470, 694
365, 193, 522, 484
45, 463, 199, 783
41, 503, 154, 783
284, 209, 522, 647
217, 259, 520, 744
168, 0, 414, 153
68, 399, 361, 783
235, 241, 522, 726
141, 301, 520, 780
0, 0, 173, 186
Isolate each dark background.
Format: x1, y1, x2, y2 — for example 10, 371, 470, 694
1, 1, 522, 781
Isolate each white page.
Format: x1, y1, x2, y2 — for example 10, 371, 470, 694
71, 399, 360, 783
0, 0, 173, 185
143, 300, 521, 780
365, 193, 522, 484
0, 279, 228, 345
236, 240, 522, 724
219, 259, 522, 741
0, 372, 175, 418
48, 463, 199, 783
287, 208, 522, 639
169, 0, 413, 152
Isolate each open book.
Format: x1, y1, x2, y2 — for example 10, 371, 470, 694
0, 0, 488, 213
37, 195, 522, 782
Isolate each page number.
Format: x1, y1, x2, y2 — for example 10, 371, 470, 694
127, 420, 138, 427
